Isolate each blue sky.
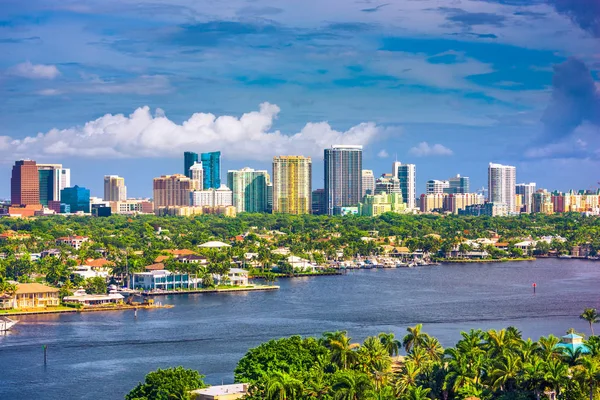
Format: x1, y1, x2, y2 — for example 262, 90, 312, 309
0, 0, 599, 198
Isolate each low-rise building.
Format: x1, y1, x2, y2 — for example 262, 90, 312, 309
72, 265, 109, 280
10, 283, 60, 309
56, 236, 89, 250
63, 289, 124, 306
131, 270, 196, 291
220, 268, 249, 286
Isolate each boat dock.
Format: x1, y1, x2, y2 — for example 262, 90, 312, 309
141, 285, 280, 296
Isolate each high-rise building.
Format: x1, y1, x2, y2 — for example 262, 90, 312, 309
375, 174, 401, 195
362, 170, 375, 198
227, 167, 269, 213
189, 162, 204, 191
446, 174, 470, 194
359, 192, 405, 217
516, 182, 537, 213
393, 162, 416, 209
184, 152, 199, 178
324, 145, 362, 215
488, 163, 517, 212
103, 175, 127, 202
37, 164, 69, 206
533, 190, 554, 214
11, 160, 40, 206
272, 156, 312, 215
266, 183, 273, 213
191, 185, 233, 207
201, 151, 221, 189
60, 185, 91, 213
153, 174, 192, 210
312, 189, 326, 215
426, 180, 449, 194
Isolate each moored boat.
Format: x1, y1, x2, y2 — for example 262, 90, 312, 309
0, 316, 17, 332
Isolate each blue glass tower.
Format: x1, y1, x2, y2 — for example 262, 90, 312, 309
60, 185, 90, 213
200, 151, 221, 189
184, 152, 199, 178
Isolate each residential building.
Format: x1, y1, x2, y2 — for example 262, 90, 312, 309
189, 162, 204, 191
420, 193, 446, 212
109, 200, 154, 214
184, 151, 199, 178
219, 268, 249, 286
266, 183, 273, 213
362, 170, 375, 197
359, 192, 405, 217
156, 206, 204, 217
375, 174, 401, 195
446, 174, 470, 194
62, 289, 124, 306
445, 193, 485, 214
459, 203, 509, 217
103, 175, 127, 202
201, 151, 221, 189
11, 160, 40, 206
56, 236, 89, 250
202, 206, 236, 217
227, 167, 269, 213
38, 164, 70, 205
516, 182, 536, 213
488, 163, 516, 212
60, 185, 91, 213
191, 184, 233, 207
131, 270, 194, 290
9, 283, 60, 309
311, 188, 326, 215
324, 145, 362, 215
426, 180, 449, 194
393, 162, 416, 209
153, 174, 192, 210
272, 156, 312, 215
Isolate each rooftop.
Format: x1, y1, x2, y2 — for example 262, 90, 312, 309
16, 283, 59, 294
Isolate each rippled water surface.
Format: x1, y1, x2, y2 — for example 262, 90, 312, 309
1, 259, 599, 399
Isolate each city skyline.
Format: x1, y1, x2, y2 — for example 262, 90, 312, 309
0, 0, 598, 198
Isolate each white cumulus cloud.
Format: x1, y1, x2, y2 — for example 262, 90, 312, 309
409, 142, 453, 156
377, 149, 389, 158
3, 103, 379, 161
10, 61, 60, 79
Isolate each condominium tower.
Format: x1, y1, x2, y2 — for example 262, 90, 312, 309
393, 161, 416, 209
183, 152, 199, 178
272, 156, 312, 215
361, 170, 375, 198
227, 167, 269, 213
189, 162, 204, 191
488, 163, 517, 212
152, 174, 192, 210
516, 182, 537, 213
201, 151, 221, 189
103, 175, 127, 202
324, 145, 362, 215
11, 160, 40, 206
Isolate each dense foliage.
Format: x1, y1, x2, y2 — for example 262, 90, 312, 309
233, 325, 600, 400
125, 367, 207, 400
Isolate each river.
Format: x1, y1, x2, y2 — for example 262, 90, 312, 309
1, 259, 599, 399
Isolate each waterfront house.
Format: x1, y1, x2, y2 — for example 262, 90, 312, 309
216, 268, 249, 286
0, 293, 12, 309
131, 270, 197, 291
55, 236, 89, 250
11, 283, 60, 309
191, 383, 249, 400
63, 289, 124, 306
40, 249, 62, 258
71, 265, 109, 280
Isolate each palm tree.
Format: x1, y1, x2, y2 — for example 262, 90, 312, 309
395, 360, 421, 396
543, 358, 569, 399
332, 370, 373, 400
521, 357, 546, 400
327, 332, 359, 370
403, 324, 428, 353
400, 385, 431, 400
580, 308, 600, 336
489, 353, 521, 392
378, 332, 401, 357
538, 335, 561, 360
265, 371, 303, 400
421, 335, 444, 362
576, 357, 600, 400
303, 368, 330, 398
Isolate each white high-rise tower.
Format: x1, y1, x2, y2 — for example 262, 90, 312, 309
393, 161, 416, 209
488, 163, 516, 212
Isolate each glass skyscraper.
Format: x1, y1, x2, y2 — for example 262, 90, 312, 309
60, 185, 91, 213
201, 151, 221, 189
184, 152, 199, 178
227, 167, 269, 213
324, 145, 362, 215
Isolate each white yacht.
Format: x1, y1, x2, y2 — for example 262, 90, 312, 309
0, 316, 17, 332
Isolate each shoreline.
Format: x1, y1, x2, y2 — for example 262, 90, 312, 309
1, 303, 172, 316
440, 257, 536, 264
140, 285, 280, 296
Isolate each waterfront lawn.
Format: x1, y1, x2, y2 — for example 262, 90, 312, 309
0, 305, 74, 314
